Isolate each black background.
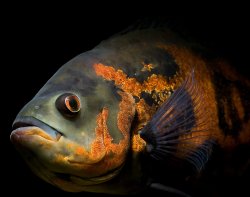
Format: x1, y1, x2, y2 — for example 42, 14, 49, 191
2, 12, 250, 197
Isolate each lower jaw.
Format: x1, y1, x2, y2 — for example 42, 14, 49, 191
20, 151, 123, 192
32, 166, 124, 193
11, 135, 123, 192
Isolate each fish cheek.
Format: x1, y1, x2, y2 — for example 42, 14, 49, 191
44, 83, 136, 177
92, 88, 136, 173
103, 91, 135, 162
54, 91, 135, 177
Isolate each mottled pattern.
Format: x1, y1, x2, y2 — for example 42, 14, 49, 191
93, 62, 183, 148
213, 71, 243, 137
210, 62, 250, 147
10, 22, 250, 195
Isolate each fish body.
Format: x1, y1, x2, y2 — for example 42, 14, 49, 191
10, 20, 250, 195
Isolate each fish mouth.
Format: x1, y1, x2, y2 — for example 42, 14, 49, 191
11, 116, 62, 142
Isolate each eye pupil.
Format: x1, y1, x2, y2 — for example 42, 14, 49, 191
69, 99, 77, 109
56, 93, 81, 116
65, 95, 80, 112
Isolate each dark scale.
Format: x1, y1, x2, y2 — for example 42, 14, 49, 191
213, 71, 247, 137
235, 81, 250, 122
141, 92, 158, 106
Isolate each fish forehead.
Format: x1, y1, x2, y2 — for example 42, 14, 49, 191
35, 51, 99, 97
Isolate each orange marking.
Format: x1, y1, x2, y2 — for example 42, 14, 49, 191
94, 63, 142, 97
141, 62, 154, 72
102, 91, 134, 166
91, 108, 107, 159
132, 134, 146, 152
93, 63, 179, 100
93, 63, 181, 153
136, 99, 157, 125
143, 74, 169, 93
75, 147, 85, 155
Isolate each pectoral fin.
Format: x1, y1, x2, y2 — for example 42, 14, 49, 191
140, 70, 214, 170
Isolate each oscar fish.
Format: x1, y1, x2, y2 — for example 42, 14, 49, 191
10, 20, 250, 196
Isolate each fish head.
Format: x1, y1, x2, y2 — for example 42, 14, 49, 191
10, 54, 135, 192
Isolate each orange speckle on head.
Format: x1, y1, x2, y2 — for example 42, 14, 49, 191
136, 99, 157, 125
94, 63, 142, 97
94, 63, 138, 99
92, 107, 109, 158
132, 134, 146, 152
117, 91, 135, 137
141, 62, 154, 72
93, 63, 179, 101
94, 64, 122, 81
75, 147, 85, 155
143, 74, 169, 93
103, 91, 134, 158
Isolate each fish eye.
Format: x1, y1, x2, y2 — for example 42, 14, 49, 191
56, 93, 81, 116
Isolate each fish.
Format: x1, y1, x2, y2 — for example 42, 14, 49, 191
10, 19, 250, 196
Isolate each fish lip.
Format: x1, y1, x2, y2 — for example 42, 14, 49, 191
12, 116, 62, 141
